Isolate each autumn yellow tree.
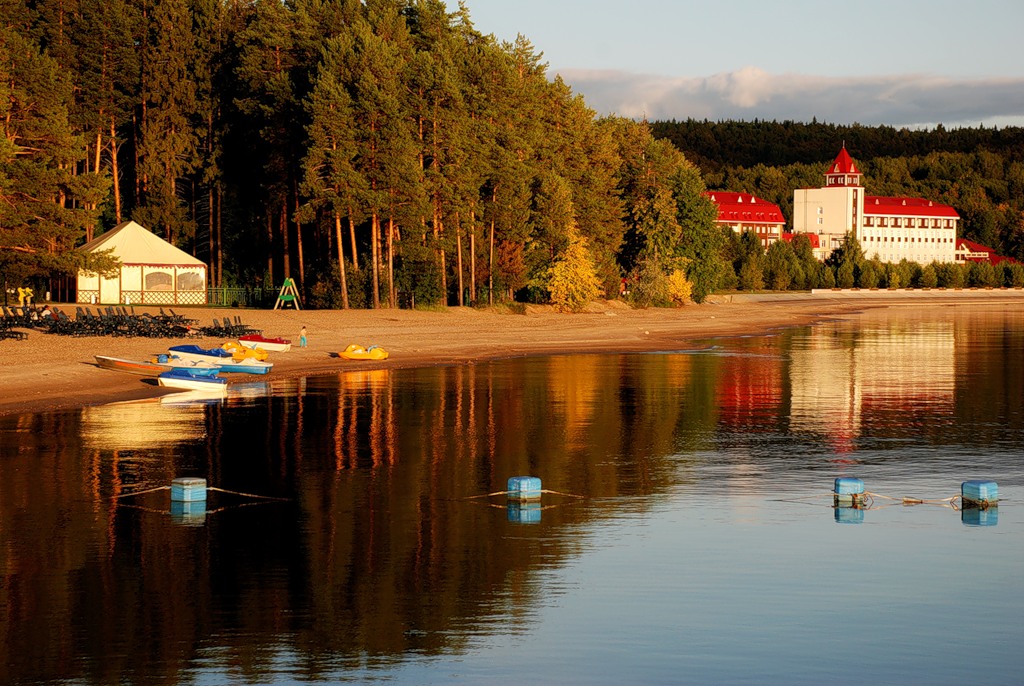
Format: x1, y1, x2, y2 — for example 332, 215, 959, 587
548, 223, 601, 312
666, 266, 693, 305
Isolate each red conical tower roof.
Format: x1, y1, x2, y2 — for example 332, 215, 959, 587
830, 145, 860, 174
824, 145, 862, 187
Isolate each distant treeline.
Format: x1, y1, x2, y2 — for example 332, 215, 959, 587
651, 119, 1024, 170
651, 119, 1024, 261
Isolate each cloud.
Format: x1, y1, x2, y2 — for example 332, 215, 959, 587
557, 67, 1024, 128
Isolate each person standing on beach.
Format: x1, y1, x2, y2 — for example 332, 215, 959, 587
300, 326, 307, 347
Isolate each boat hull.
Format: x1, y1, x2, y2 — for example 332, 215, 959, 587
218, 358, 273, 374
158, 369, 228, 393
338, 344, 389, 361
96, 355, 171, 376
238, 335, 292, 352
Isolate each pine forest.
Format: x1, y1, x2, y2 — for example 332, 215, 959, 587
3, 0, 1024, 309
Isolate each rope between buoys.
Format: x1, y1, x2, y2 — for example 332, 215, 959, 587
207, 487, 289, 501
460, 490, 513, 500
114, 486, 170, 499
539, 489, 584, 498
459, 488, 584, 500
866, 491, 959, 504
773, 492, 839, 502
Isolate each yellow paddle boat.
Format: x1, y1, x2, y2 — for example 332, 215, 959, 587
338, 343, 389, 361
222, 340, 269, 361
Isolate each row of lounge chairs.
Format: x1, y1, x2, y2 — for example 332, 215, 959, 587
197, 316, 260, 338
0, 306, 29, 340
1, 305, 259, 339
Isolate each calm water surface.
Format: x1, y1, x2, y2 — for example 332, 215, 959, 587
2, 308, 1022, 685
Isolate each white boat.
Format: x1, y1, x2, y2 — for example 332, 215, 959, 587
217, 357, 273, 374
168, 344, 272, 374
157, 368, 228, 393
168, 344, 234, 364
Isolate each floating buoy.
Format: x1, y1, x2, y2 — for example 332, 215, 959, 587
171, 477, 207, 503
507, 476, 542, 501
961, 480, 998, 509
507, 501, 542, 524
833, 477, 866, 507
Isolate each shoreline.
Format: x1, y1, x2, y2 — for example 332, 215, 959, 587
2, 291, 1021, 418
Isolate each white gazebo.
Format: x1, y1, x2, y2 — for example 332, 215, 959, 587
77, 220, 207, 305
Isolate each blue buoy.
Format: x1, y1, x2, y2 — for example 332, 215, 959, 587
833, 477, 866, 507
962, 480, 998, 509
171, 477, 207, 503
507, 476, 542, 501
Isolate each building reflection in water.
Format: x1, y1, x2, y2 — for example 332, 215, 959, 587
789, 320, 955, 452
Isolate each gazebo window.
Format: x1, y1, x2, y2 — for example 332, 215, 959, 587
145, 270, 174, 291
178, 271, 205, 291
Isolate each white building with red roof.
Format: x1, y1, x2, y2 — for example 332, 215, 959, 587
704, 191, 786, 248
792, 146, 960, 262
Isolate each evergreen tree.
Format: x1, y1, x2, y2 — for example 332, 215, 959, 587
133, 0, 200, 243
764, 240, 793, 290
301, 33, 365, 309
349, 4, 418, 307
0, 25, 115, 282
70, 0, 139, 232
233, 0, 306, 285
858, 260, 879, 288
919, 263, 938, 288
670, 161, 723, 302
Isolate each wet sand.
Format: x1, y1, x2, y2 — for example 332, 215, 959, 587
2, 291, 1021, 417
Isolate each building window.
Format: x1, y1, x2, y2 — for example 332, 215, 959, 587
817, 217, 823, 225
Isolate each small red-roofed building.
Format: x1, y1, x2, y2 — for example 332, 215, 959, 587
956, 238, 1018, 265
704, 191, 787, 249
793, 146, 960, 262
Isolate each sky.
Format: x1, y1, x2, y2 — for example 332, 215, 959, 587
444, 0, 1024, 129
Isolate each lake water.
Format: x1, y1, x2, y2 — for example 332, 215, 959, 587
1, 308, 1022, 685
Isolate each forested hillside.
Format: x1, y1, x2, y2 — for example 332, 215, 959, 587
652, 119, 1024, 261
1, 0, 723, 308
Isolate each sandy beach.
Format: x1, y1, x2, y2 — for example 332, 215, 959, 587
2, 290, 1022, 417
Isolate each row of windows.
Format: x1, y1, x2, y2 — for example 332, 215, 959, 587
865, 217, 954, 228
872, 254, 952, 263
864, 236, 954, 243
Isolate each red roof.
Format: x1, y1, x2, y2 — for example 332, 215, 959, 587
704, 191, 785, 225
957, 238, 1018, 265
829, 146, 860, 175
864, 195, 959, 218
